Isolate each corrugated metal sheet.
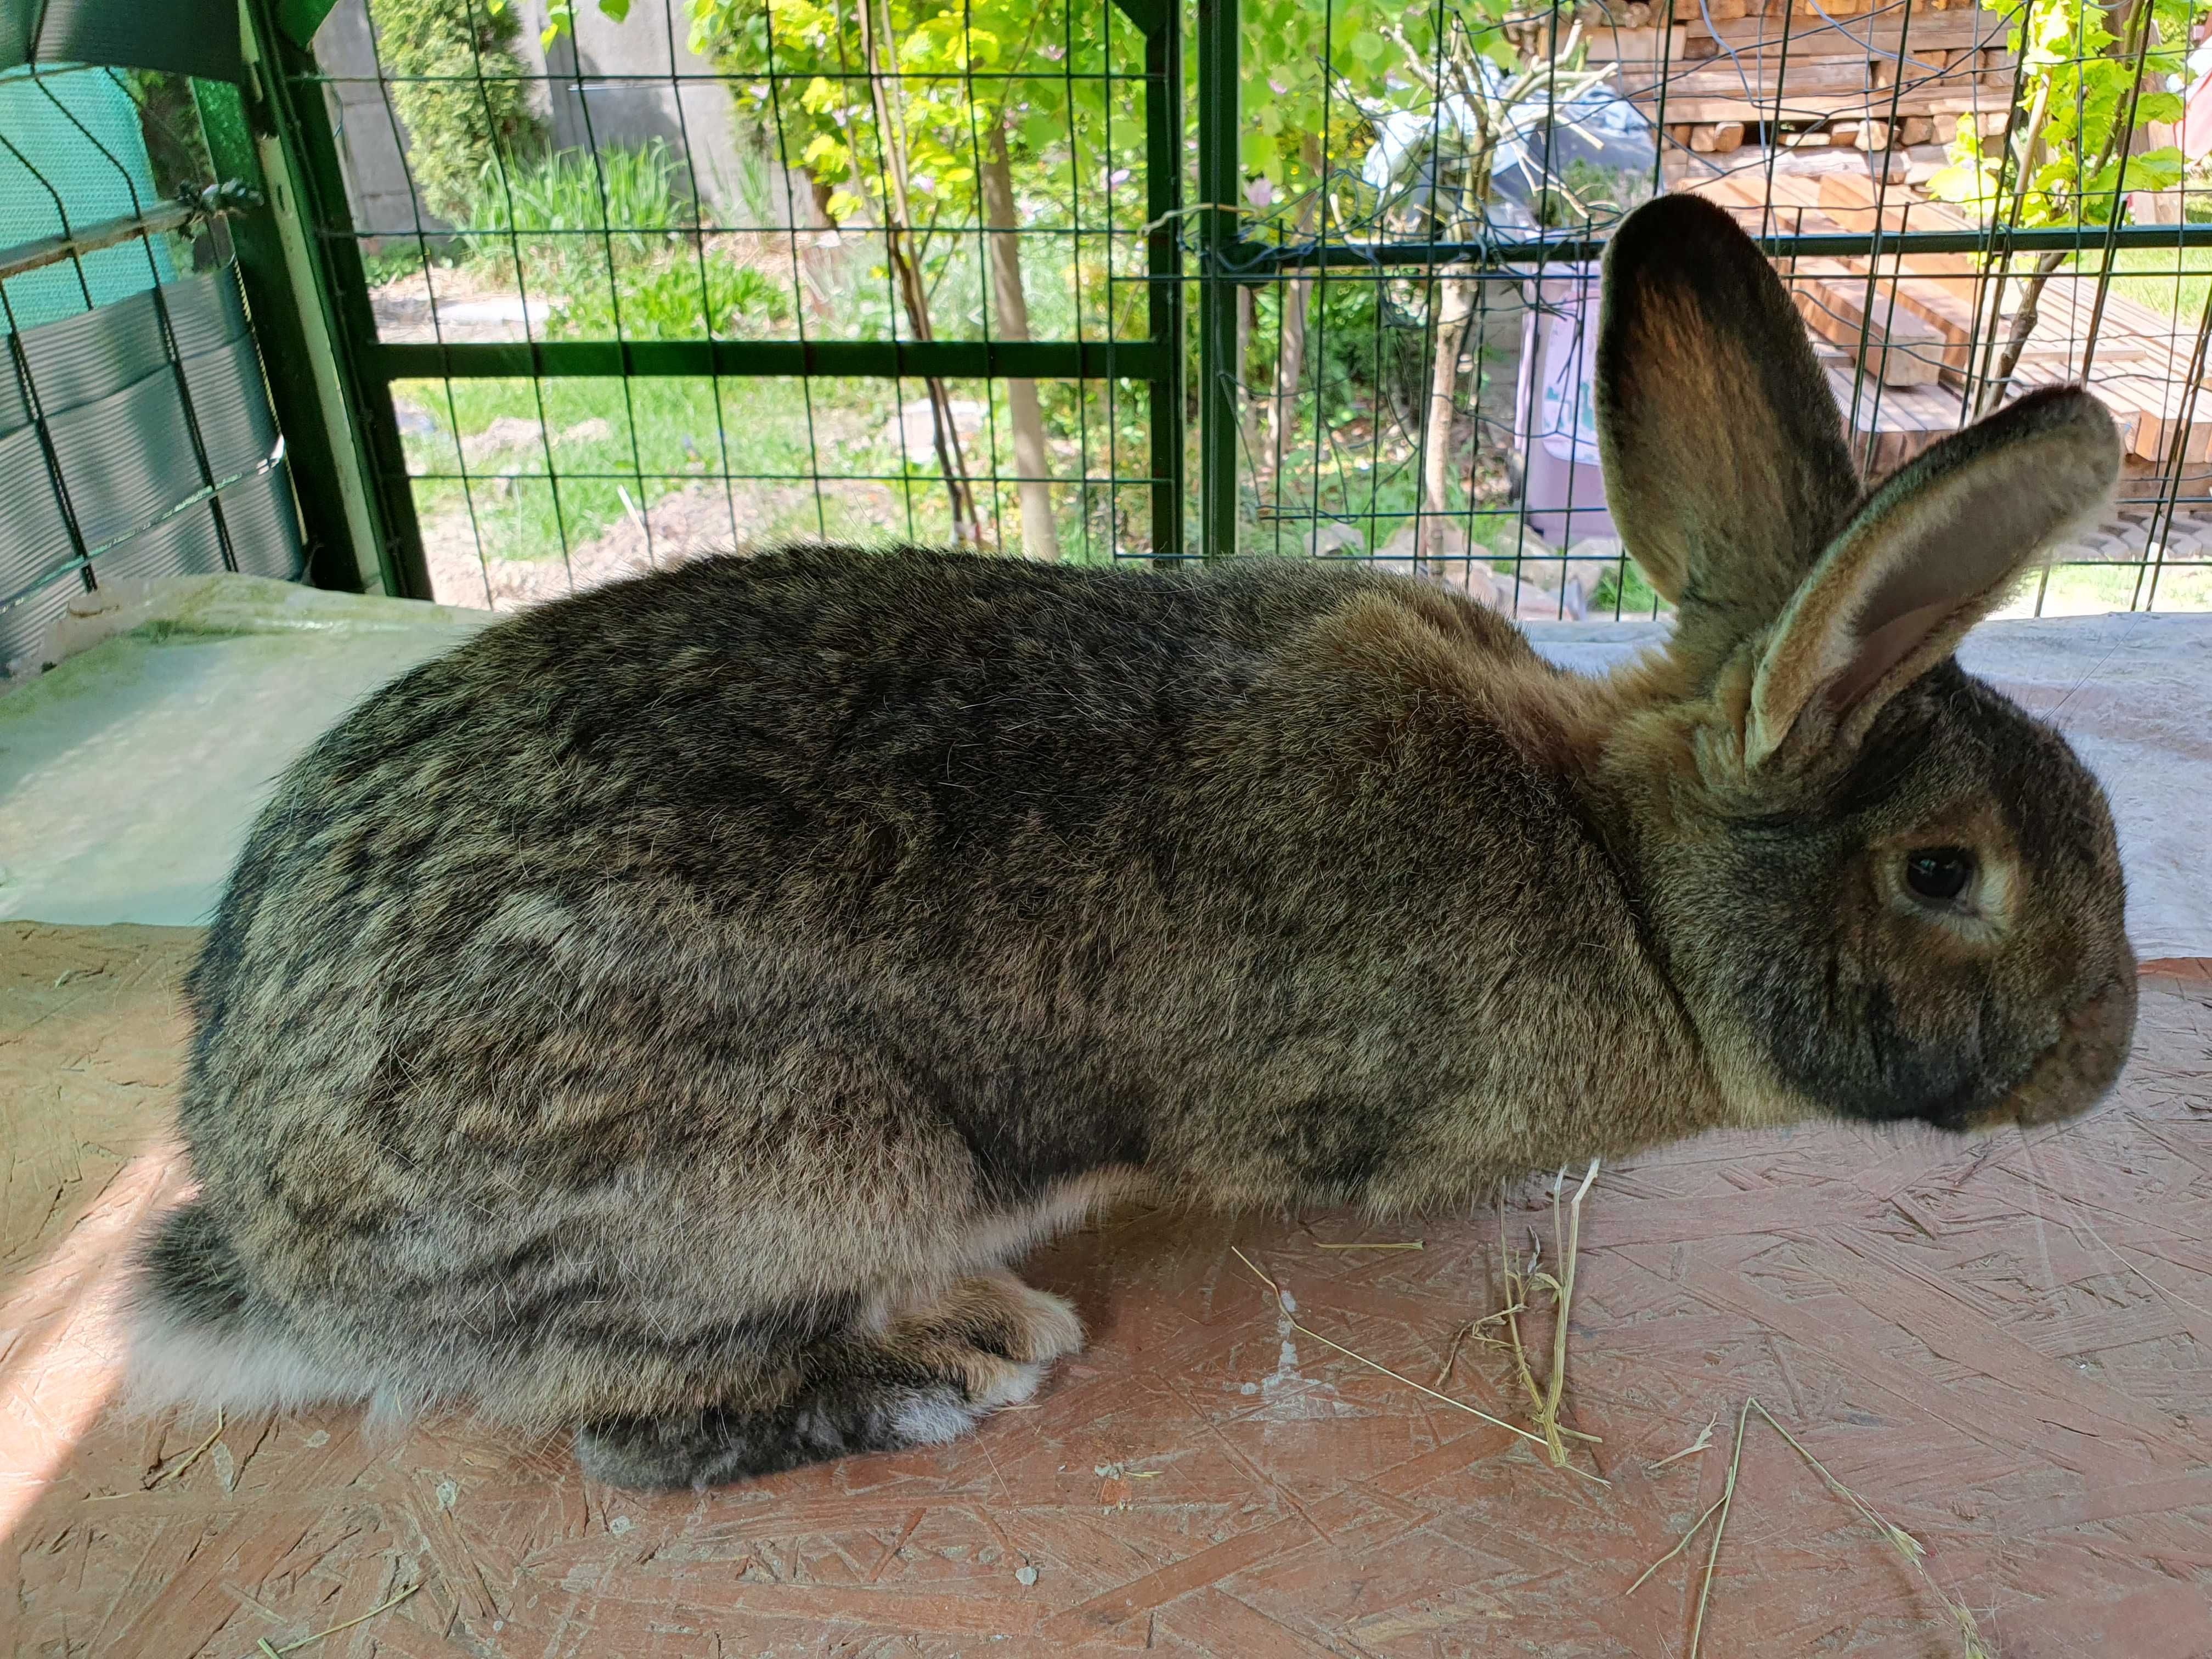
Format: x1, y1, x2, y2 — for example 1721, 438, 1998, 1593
1, 262, 303, 680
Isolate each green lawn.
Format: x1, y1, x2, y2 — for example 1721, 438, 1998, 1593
2070, 246, 2212, 323
396, 373, 1154, 565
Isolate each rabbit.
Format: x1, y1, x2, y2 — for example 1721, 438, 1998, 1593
126, 193, 2137, 1490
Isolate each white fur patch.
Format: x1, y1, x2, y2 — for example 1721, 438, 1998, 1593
890, 1392, 978, 1445
120, 1304, 373, 1423
972, 1360, 1045, 1410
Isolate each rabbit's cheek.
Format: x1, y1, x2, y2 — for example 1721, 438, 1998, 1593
1961, 975, 2138, 1131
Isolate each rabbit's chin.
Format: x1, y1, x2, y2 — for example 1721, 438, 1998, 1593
1943, 977, 2139, 1134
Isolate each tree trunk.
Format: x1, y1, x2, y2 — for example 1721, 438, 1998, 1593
982, 123, 1060, 561
1266, 276, 1311, 487
1979, 247, 2069, 417
858, 0, 980, 544
1238, 282, 1261, 473
795, 166, 838, 320
1975, 73, 2057, 418
1979, 1, 2147, 417
1264, 142, 1322, 489
1420, 267, 1479, 568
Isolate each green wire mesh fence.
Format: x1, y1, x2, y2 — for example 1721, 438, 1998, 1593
287, 0, 2212, 620
1205, 0, 2212, 620
9, 0, 2209, 637
304, 0, 1180, 608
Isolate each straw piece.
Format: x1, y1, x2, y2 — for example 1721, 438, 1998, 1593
1651, 1414, 1718, 1469
1635, 1400, 1996, 1659
147, 1409, 225, 1489
1499, 1161, 1605, 1465
1625, 1496, 1726, 1595
1228, 1246, 1609, 1486
1688, 1398, 1752, 1659
273, 1583, 422, 1655
1747, 1401, 1995, 1658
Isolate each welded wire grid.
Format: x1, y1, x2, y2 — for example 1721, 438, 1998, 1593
0, 64, 295, 679
1227, 0, 2212, 620
314, 0, 1165, 608
302, 0, 2211, 618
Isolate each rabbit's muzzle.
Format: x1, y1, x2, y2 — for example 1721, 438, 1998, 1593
1960, 975, 2138, 1132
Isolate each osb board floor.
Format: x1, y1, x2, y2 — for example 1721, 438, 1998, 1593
3, 924, 2208, 1659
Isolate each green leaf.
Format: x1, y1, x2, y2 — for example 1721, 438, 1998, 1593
600, 0, 631, 19
1240, 128, 1275, 172
2138, 91, 2186, 127
1924, 159, 1999, 211
2124, 148, 2186, 191
1349, 30, 1386, 65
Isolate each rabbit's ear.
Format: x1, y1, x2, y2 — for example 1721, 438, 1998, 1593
1595, 194, 1863, 662
1746, 386, 2120, 771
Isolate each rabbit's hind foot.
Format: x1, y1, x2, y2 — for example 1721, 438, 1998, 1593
572, 1272, 1082, 1490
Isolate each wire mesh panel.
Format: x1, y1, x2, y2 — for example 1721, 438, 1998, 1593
296, 0, 1179, 608
281, 0, 2212, 618
1209, 0, 2212, 620
0, 62, 303, 682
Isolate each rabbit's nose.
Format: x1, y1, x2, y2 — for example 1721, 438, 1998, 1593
1987, 976, 2138, 1131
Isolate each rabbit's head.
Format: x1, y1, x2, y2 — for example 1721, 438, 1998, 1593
1591, 193, 2135, 1133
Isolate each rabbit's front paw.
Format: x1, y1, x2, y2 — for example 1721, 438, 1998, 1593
896, 1271, 1085, 1368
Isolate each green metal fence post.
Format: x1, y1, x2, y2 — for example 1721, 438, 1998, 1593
1194, 0, 1238, 560
191, 75, 370, 592
1127, 0, 1184, 561
236, 0, 430, 597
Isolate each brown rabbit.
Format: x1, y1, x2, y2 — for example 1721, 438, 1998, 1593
126, 195, 2136, 1489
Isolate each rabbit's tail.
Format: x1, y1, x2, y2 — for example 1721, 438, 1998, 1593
122, 1201, 377, 1421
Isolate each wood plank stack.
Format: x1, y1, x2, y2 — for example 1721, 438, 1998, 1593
1678, 166, 2212, 473
1566, 0, 2015, 154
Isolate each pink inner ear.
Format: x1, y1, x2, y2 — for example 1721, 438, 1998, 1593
1823, 595, 1960, 713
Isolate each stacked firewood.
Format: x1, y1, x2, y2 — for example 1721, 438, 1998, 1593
1536, 0, 2016, 156
1683, 168, 2212, 474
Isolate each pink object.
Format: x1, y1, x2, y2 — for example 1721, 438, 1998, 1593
1511, 267, 1616, 546
2185, 73, 2212, 161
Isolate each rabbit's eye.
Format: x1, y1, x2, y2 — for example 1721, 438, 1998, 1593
1905, 848, 1975, 902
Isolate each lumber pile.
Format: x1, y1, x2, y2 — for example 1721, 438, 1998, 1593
1564, 0, 2015, 155
1678, 166, 2212, 472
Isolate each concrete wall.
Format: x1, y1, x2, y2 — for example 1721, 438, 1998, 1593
312, 0, 804, 240
315, 0, 428, 238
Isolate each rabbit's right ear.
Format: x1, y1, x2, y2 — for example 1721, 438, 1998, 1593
1745, 385, 2119, 772
1595, 194, 1864, 665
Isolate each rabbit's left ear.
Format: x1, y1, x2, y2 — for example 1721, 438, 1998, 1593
1747, 385, 2121, 771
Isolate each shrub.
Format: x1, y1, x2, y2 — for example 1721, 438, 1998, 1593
550, 252, 794, 340
461, 140, 691, 257
374, 0, 543, 223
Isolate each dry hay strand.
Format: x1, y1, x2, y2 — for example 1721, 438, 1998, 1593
143, 1408, 225, 1491
1227, 1245, 1608, 1485
1649, 1413, 1718, 1470
255, 1582, 422, 1657
1628, 1397, 1996, 1659
1499, 1160, 1603, 1468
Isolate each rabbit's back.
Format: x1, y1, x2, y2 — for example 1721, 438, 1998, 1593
191, 548, 1465, 1022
